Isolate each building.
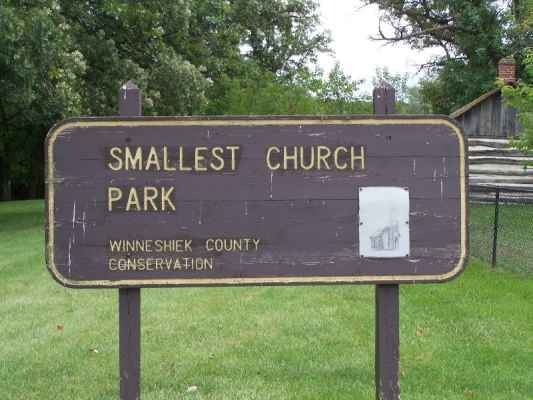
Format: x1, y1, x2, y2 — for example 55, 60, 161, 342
451, 57, 520, 138
370, 222, 400, 251
452, 57, 533, 201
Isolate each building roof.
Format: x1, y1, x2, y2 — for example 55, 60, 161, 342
450, 88, 501, 119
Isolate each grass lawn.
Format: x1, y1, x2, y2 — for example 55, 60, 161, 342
470, 202, 533, 274
1, 200, 532, 399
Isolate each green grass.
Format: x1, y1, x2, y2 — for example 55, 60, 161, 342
1, 200, 532, 399
470, 202, 533, 274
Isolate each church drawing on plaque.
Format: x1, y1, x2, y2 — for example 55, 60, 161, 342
358, 186, 410, 258
370, 221, 401, 251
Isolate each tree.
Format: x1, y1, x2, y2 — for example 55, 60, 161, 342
502, 51, 533, 154
232, 0, 330, 76
210, 62, 371, 115
403, 84, 433, 114
502, 6, 533, 155
211, 67, 323, 115
0, 1, 85, 200
362, 0, 527, 113
59, 0, 210, 116
0, 0, 330, 199
198, 0, 331, 114
365, 0, 505, 63
371, 67, 432, 114
311, 63, 371, 114
372, 67, 408, 102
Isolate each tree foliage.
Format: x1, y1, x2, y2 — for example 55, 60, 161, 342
0, 0, 331, 199
366, 0, 505, 63
371, 67, 432, 113
363, 0, 528, 114
212, 62, 371, 115
502, 6, 533, 155
503, 51, 533, 153
0, 1, 86, 198
233, 0, 330, 76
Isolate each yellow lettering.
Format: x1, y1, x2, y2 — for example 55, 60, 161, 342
108, 147, 123, 171
179, 146, 192, 171
283, 146, 298, 170
210, 147, 225, 171
317, 146, 331, 170
351, 146, 365, 170
161, 187, 175, 211
126, 188, 141, 211
266, 146, 281, 170
125, 146, 143, 170
144, 186, 158, 210
108, 187, 122, 211
194, 147, 208, 171
334, 146, 348, 170
145, 146, 161, 171
163, 146, 176, 171
299, 147, 315, 170
227, 146, 240, 171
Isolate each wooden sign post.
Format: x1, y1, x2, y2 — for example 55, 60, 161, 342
118, 81, 142, 400
373, 82, 400, 400
45, 82, 468, 399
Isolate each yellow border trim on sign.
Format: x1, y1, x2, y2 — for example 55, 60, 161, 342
46, 117, 467, 287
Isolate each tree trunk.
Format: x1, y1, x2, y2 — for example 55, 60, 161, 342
0, 139, 12, 201
3, 179, 12, 201
1, 161, 12, 201
28, 155, 44, 199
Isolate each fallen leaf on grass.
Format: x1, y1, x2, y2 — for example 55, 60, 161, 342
186, 385, 198, 393
416, 326, 424, 337
56, 324, 64, 331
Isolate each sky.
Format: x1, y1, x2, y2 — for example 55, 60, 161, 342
317, 0, 443, 93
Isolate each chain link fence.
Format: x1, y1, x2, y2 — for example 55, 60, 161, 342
470, 185, 533, 274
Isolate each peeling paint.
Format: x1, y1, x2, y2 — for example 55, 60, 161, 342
269, 172, 273, 199
67, 239, 72, 276
72, 201, 76, 229
303, 261, 320, 266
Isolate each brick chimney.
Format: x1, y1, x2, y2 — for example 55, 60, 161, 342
498, 57, 517, 84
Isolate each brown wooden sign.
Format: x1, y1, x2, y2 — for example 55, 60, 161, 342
45, 116, 468, 288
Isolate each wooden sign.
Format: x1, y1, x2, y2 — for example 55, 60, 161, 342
45, 116, 468, 288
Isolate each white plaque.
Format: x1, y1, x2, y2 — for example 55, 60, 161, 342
359, 187, 410, 258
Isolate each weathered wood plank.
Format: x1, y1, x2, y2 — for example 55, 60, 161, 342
45, 116, 468, 287
117, 80, 141, 400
